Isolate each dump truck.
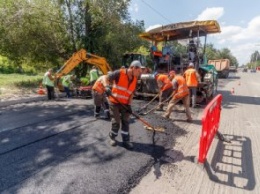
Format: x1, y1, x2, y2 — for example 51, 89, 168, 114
208, 59, 230, 78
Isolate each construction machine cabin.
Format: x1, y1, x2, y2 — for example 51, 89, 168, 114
139, 20, 220, 73
136, 20, 221, 103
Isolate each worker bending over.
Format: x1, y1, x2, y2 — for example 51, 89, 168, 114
154, 72, 173, 111
163, 71, 192, 122
104, 60, 142, 150
92, 72, 111, 119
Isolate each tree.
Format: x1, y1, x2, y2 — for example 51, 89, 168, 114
205, 44, 238, 67
0, 0, 145, 74
0, 0, 71, 69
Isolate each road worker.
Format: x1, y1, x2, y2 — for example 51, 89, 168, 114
183, 62, 200, 108
154, 72, 173, 111
42, 68, 55, 100
163, 71, 192, 122
104, 60, 142, 150
89, 66, 99, 85
62, 74, 75, 98
92, 72, 112, 119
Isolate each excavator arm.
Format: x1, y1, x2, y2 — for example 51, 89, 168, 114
56, 49, 112, 78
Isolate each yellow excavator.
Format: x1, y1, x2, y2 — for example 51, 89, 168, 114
55, 49, 112, 97
56, 48, 112, 78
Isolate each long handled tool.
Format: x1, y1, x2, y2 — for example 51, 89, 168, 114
136, 93, 159, 113
109, 94, 165, 133
140, 91, 175, 115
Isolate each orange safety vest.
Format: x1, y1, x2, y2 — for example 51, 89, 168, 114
109, 69, 137, 105
184, 68, 198, 87
173, 75, 189, 100
157, 74, 173, 91
92, 76, 105, 94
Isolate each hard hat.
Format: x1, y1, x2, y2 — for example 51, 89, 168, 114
130, 60, 142, 68
189, 62, 194, 67
169, 70, 175, 76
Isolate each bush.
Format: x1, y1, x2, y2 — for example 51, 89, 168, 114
14, 78, 43, 88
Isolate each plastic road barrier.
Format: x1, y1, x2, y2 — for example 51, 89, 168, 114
198, 94, 222, 163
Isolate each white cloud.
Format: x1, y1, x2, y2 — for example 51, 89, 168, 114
216, 25, 244, 43
213, 15, 260, 65
194, 7, 260, 65
144, 7, 260, 65
248, 16, 260, 34
196, 7, 224, 21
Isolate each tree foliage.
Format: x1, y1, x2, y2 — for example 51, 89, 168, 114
0, 0, 69, 64
205, 44, 238, 67
247, 50, 260, 68
0, 0, 146, 74
0, 0, 240, 73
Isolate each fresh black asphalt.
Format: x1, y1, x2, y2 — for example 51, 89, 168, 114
0, 98, 190, 194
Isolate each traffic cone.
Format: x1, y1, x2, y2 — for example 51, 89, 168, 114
38, 84, 45, 95
230, 88, 235, 94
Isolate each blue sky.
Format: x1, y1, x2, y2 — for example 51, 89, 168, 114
129, 0, 260, 66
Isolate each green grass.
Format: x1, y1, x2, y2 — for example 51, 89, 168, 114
0, 73, 43, 97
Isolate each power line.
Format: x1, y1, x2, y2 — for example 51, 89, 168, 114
140, 0, 172, 24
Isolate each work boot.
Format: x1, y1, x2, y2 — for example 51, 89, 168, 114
122, 141, 134, 150
94, 113, 100, 119
94, 106, 101, 118
110, 139, 117, 146
109, 133, 117, 146
104, 110, 110, 120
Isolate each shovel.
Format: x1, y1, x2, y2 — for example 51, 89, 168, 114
136, 93, 159, 113
140, 91, 175, 115
109, 94, 165, 133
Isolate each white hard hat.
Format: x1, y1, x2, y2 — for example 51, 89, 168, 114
130, 60, 142, 68
189, 62, 194, 67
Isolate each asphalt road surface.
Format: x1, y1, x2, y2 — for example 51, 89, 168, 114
0, 89, 193, 194
131, 71, 260, 194
1, 71, 260, 194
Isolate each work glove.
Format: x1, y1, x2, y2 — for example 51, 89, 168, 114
105, 86, 112, 96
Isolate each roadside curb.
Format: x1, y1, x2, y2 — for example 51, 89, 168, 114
0, 96, 46, 108
0, 93, 67, 108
